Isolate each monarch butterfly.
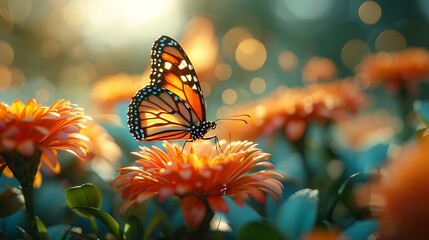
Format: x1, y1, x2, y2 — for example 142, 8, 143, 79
127, 35, 246, 145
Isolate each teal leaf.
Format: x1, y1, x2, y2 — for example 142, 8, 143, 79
414, 100, 429, 127
343, 220, 378, 240
225, 198, 261, 232
124, 215, 144, 240
36, 217, 49, 240
238, 222, 285, 240
65, 183, 102, 219
0, 187, 23, 217
72, 206, 123, 240
276, 188, 319, 239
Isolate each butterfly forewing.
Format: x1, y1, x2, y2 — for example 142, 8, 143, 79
149, 35, 206, 121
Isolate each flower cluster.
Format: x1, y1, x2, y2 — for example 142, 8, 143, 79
222, 80, 366, 141
356, 48, 429, 94
112, 140, 283, 228
0, 99, 89, 187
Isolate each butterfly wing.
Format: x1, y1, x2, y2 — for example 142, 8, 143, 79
128, 85, 200, 141
149, 35, 206, 122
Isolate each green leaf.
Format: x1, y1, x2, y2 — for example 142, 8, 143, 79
0, 187, 23, 217
124, 215, 144, 240
238, 222, 285, 240
276, 188, 319, 240
414, 100, 429, 127
36, 217, 49, 240
17, 226, 33, 240
66, 229, 97, 240
73, 206, 123, 240
144, 211, 164, 240
65, 183, 102, 218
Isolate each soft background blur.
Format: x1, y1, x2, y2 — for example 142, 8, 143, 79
1, 0, 429, 239
1, 0, 428, 110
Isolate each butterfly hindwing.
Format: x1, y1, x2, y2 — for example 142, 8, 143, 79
128, 85, 201, 141
149, 35, 206, 122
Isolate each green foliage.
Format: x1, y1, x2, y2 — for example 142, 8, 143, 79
65, 183, 102, 218
238, 222, 285, 240
0, 187, 23, 217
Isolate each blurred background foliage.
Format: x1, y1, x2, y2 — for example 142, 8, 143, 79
1, 0, 429, 239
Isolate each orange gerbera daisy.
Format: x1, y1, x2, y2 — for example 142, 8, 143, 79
220, 80, 366, 141
357, 138, 429, 239
112, 140, 283, 228
0, 98, 89, 187
356, 48, 429, 94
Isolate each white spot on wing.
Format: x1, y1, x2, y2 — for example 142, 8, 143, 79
186, 74, 192, 81
181, 75, 187, 82
178, 60, 187, 70
164, 62, 172, 70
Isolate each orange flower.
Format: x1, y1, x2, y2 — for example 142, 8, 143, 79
112, 140, 283, 228
302, 56, 338, 83
301, 229, 345, 240
91, 73, 150, 113
333, 110, 402, 150
220, 80, 366, 141
361, 138, 429, 239
0, 99, 89, 187
356, 48, 429, 94
83, 119, 122, 180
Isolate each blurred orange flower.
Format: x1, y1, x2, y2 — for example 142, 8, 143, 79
301, 228, 345, 240
302, 56, 338, 83
112, 140, 283, 228
359, 138, 429, 239
221, 80, 366, 141
333, 110, 402, 150
82, 119, 121, 180
0, 99, 89, 187
356, 48, 429, 94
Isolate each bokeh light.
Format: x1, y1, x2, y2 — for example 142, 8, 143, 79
278, 50, 299, 72
222, 88, 238, 105
358, 1, 382, 25
215, 63, 233, 81
250, 77, 266, 94
0, 41, 14, 66
235, 37, 267, 71
375, 29, 407, 51
341, 39, 371, 69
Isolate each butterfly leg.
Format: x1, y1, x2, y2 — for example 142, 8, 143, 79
202, 135, 224, 154
181, 139, 194, 152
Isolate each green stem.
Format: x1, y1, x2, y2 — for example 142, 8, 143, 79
21, 184, 40, 240
1, 150, 41, 240
294, 129, 311, 186
89, 217, 101, 239
397, 83, 414, 142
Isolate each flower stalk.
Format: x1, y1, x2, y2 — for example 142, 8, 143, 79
1, 150, 42, 240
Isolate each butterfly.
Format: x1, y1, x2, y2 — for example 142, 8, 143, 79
127, 35, 219, 144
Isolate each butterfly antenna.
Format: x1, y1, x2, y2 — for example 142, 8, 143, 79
214, 114, 251, 124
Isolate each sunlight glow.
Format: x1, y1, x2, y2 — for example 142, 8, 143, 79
72, 0, 185, 48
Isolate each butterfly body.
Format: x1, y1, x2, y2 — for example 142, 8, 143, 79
127, 35, 217, 142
